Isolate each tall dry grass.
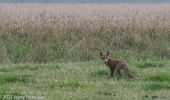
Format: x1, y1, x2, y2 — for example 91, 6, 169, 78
0, 4, 170, 63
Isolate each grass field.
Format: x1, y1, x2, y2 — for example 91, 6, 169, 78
0, 61, 170, 100
0, 4, 170, 63
0, 4, 170, 100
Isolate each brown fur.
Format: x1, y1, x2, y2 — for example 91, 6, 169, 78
100, 52, 133, 79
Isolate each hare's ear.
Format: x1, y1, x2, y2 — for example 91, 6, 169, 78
107, 51, 109, 56
100, 52, 103, 56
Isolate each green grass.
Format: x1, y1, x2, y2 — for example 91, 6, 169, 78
0, 5, 169, 100
144, 72, 170, 82
144, 83, 170, 91
0, 61, 170, 100
0, 75, 29, 84
49, 81, 85, 90
136, 61, 166, 68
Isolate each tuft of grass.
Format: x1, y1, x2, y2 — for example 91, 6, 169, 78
97, 91, 113, 96
0, 65, 39, 72
49, 81, 84, 90
52, 65, 61, 69
0, 68, 13, 72
136, 62, 165, 68
92, 69, 108, 77
144, 83, 170, 91
4, 40, 33, 63
15, 64, 40, 71
144, 72, 170, 83
0, 75, 30, 84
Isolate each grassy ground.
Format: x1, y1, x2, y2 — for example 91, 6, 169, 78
0, 4, 170, 100
0, 60, 170, 100
0, 4, 170, 63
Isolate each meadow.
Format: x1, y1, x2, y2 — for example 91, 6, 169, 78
0, 4, 170, 100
